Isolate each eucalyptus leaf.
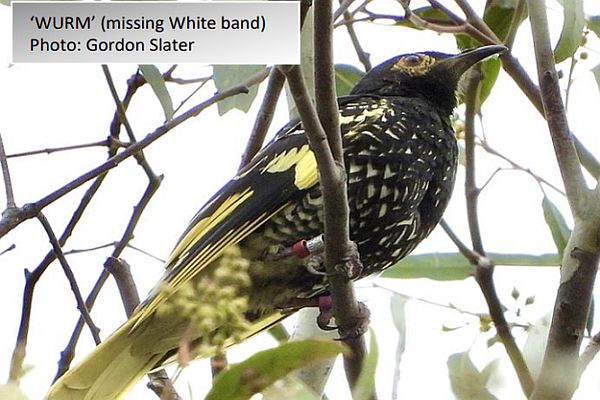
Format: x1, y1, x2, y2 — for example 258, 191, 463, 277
267, 322, 289, 343
483, 0, 526, 43
541, 195, 571, 256
586, 15, 600, 40
381, 252, 560, 281
352, 329, 379, 400
213, 65, 266, 115
205, 340, 345, 400
448, 352, 498, 400
335, 64, 365, 96
553, 0, 585, 63
139, 64, 174, 121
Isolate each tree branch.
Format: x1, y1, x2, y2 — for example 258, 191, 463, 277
238, 68, 286, 169
0, 132, 17, 210
0, 69, 269, 239
104, 257, 181, 400
462, 68, 534, 396
281, 60, 370, 396
37, 213, 101, 342
526, 1, 600, 398
525, 0, 588, 215
56, 168, 162, 377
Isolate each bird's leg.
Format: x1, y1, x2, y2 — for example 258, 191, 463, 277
265, 235, 363, 279
277, 295, 369, 335
264, 234, 325, 260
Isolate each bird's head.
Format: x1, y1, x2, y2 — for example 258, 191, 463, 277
350, 45, 507, 115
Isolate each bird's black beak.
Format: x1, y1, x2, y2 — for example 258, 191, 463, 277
439, 45, 507, 79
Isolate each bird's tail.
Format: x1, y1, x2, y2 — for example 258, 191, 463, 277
46, 318, 162, 400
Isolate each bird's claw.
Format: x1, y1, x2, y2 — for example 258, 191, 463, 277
334, 241, 363, 279
340, 302, 371, 339
316, 295, 338, 330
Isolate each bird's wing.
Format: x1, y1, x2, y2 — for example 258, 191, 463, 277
132, 124, 318, 329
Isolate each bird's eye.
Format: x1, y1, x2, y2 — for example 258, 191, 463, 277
403, 55, 422, 66
391, 54, 436, 75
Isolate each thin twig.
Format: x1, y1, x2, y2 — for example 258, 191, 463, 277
374, 282, 530, 329
0, 68, 269, 239
37, 213, 101, 343
579, 331, 600, 379
6, 139, 117, 159
238, 68, 285, 169
56, 167, 163, 377
479, 139, 565, 196
463, 69, 485, 255
439, 219, 479, 265
339, 0, 371, 71
0, 243, 15, 256
462, 67, 534, 396
0, 132, 16, 209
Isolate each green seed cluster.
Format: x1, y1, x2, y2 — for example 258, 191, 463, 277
157, 245, 253, 355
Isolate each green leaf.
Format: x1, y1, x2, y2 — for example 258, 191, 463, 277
205, 340, 346, 400
553, 0, 585, 63
480, 359, 500, 385
0, 383, 28, 400
335, 64, 365, 96
381, 252, 560, 281
586, 15, 600, 40
352, 329, 379, 400
483, 0, 526, 43
448, 352, 498, 400
511, 287, 520, 300
213, 65, 266, 115
267, 323, 289, 343
138, 65, 174, 121
541, 195, 571, 257
478, 57, 502, 106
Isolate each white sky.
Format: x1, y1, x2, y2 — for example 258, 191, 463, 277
1, 1, 600, 399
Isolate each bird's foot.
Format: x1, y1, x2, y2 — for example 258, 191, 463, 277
316, 295, 337, 330
337, 301, 371, 339
314, 296, 371, 338
332, 241, 363, 280
277, 295, 370, 338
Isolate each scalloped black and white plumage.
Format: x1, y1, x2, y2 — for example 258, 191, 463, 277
47, 45, 505, 400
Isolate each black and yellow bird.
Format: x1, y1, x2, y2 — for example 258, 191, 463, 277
47, 44, 505, 399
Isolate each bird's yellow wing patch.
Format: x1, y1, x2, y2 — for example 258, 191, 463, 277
294, 148, 318, 190
261, 144, 318, 190
165, 188, 254, 268
132, 145, 319, 331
